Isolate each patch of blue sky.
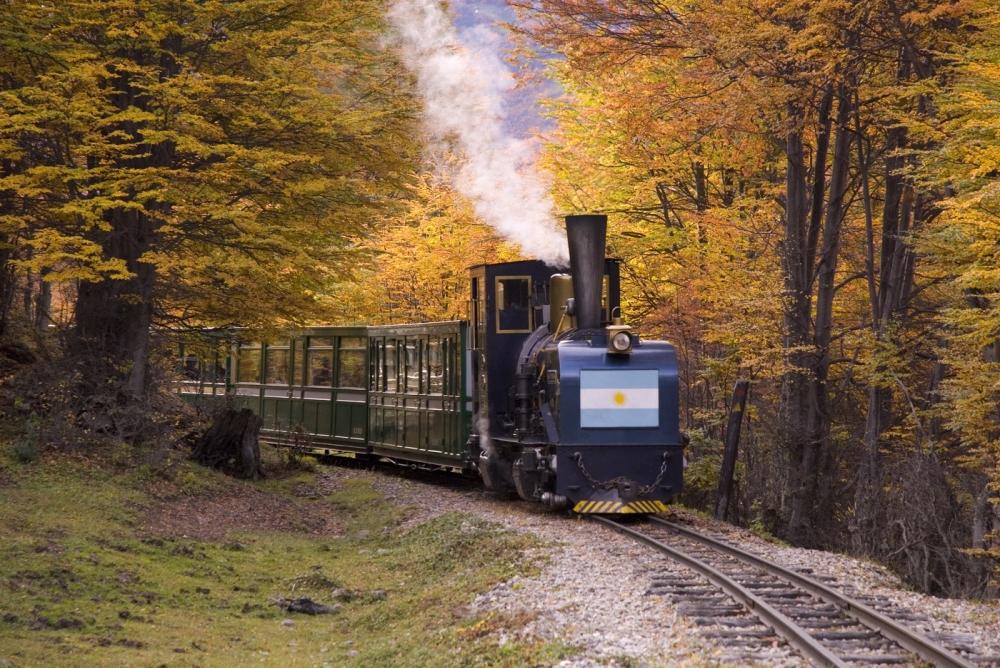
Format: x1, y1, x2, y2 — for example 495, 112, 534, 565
451, 0, 562, 138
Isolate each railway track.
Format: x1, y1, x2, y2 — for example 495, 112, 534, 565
594, 515, 984, 667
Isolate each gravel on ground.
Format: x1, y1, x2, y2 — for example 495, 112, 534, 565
317, 463, 1000, 667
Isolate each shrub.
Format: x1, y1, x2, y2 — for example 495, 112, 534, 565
13, 417, 41, 464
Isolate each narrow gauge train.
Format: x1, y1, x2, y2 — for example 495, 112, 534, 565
178, 215, 684, 513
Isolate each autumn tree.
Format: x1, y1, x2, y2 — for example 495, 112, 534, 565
0, 1, 416, 410
340, 172, 521, 326
912, 0, 1000, 583
515, 0, 996, 587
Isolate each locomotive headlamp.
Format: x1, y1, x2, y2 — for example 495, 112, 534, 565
606, 309, 633, 355
610, 331, 632, 352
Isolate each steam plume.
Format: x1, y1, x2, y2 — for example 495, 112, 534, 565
388, 0, 569, 266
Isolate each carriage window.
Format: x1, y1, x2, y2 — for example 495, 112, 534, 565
496, 276, 532, 333
292, 339, 304, 385
428, 338, 444, 394
237, 347, 261, 383
370, 340, 383, 391
183, 354, 199, 380
207, 351, 226, 384
310, 337, 334, 348
339, 336, 365, 349
338, 338, 366, 389
385, 340, 398, 393
404, 342, 420, 394
444, 337, 455, 395
309, 350, 333, 386
265, 348, 289, 385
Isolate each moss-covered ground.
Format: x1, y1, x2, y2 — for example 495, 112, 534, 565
0, 444, 576, 667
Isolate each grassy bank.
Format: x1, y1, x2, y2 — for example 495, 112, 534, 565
0, 445, 574, 666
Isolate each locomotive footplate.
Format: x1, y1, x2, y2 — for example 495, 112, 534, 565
557, 444, 683, 514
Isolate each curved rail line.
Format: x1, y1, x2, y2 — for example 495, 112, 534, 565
593, 515, 976, 668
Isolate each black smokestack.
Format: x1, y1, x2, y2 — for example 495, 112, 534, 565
565, 214, 607, 330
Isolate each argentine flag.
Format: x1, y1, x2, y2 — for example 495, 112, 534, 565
580, 369, 659, 428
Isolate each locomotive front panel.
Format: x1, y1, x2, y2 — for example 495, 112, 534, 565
555, 338, 683, 513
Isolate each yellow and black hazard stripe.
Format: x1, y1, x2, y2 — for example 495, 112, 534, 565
572, 500, 623, 513
572, 500, 669, 514
623, 500, 669, 513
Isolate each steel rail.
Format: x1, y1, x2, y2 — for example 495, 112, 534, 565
592, 516, 849, 667
649, 517, 975, 668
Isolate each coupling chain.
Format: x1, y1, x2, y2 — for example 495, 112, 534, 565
571, 451, 669, 497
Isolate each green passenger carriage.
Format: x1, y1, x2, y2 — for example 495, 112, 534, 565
177, 321, 474, 470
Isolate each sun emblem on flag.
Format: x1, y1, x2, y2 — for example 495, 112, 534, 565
613, 391, 626, 406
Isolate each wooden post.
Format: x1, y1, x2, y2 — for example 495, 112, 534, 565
715, 380, 750, 521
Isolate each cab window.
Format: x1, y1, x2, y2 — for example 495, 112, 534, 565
496, 276, 532, 333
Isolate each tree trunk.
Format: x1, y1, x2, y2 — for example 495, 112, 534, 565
34, 274, 51, 332
780, 115, 813, 538
192, 408, 264, 480
73, 207, 156, 400
853, 98, 921, 552
855, 384, 890, 551
0, 246, 16, 339
790, 87, 853, 545
716, 380, 750, 521
693, 161, 708, 212
70, 44, 178, 403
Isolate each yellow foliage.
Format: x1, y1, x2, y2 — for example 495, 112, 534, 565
336, 173, 521, 325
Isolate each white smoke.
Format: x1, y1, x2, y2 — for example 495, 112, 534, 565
387, 0, 569, 267
476, 408, 494, 457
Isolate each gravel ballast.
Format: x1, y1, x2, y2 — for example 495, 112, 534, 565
318, 464, 1000, 667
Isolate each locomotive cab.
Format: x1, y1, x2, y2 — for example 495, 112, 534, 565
469, 215, 684, 514
467, 259, 621, 436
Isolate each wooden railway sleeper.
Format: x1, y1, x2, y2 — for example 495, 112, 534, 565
703, 628, 779, 639
836, 655, 911, 664
692, 616, 763, 627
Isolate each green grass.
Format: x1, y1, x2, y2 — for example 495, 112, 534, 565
0, 444, 577, 667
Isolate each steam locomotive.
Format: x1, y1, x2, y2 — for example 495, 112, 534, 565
178, 214, 684, 514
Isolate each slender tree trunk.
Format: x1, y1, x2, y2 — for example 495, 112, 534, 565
856, 384, 890, 549
780, 111, 813, 535
788, 88, 853, 545
716, 380, 750, 521
0, 238, 16, 338
721, 168, 735, 206
693, 161, 708, 212
34, 272, 51, 332
22, 266, 33, 319
853, 73, 921, 550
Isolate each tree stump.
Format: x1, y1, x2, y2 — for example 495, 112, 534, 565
192, 408, 264, 479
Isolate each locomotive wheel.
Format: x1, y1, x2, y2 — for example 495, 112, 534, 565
478, 449, 516, 497
512, 454, 542, 502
